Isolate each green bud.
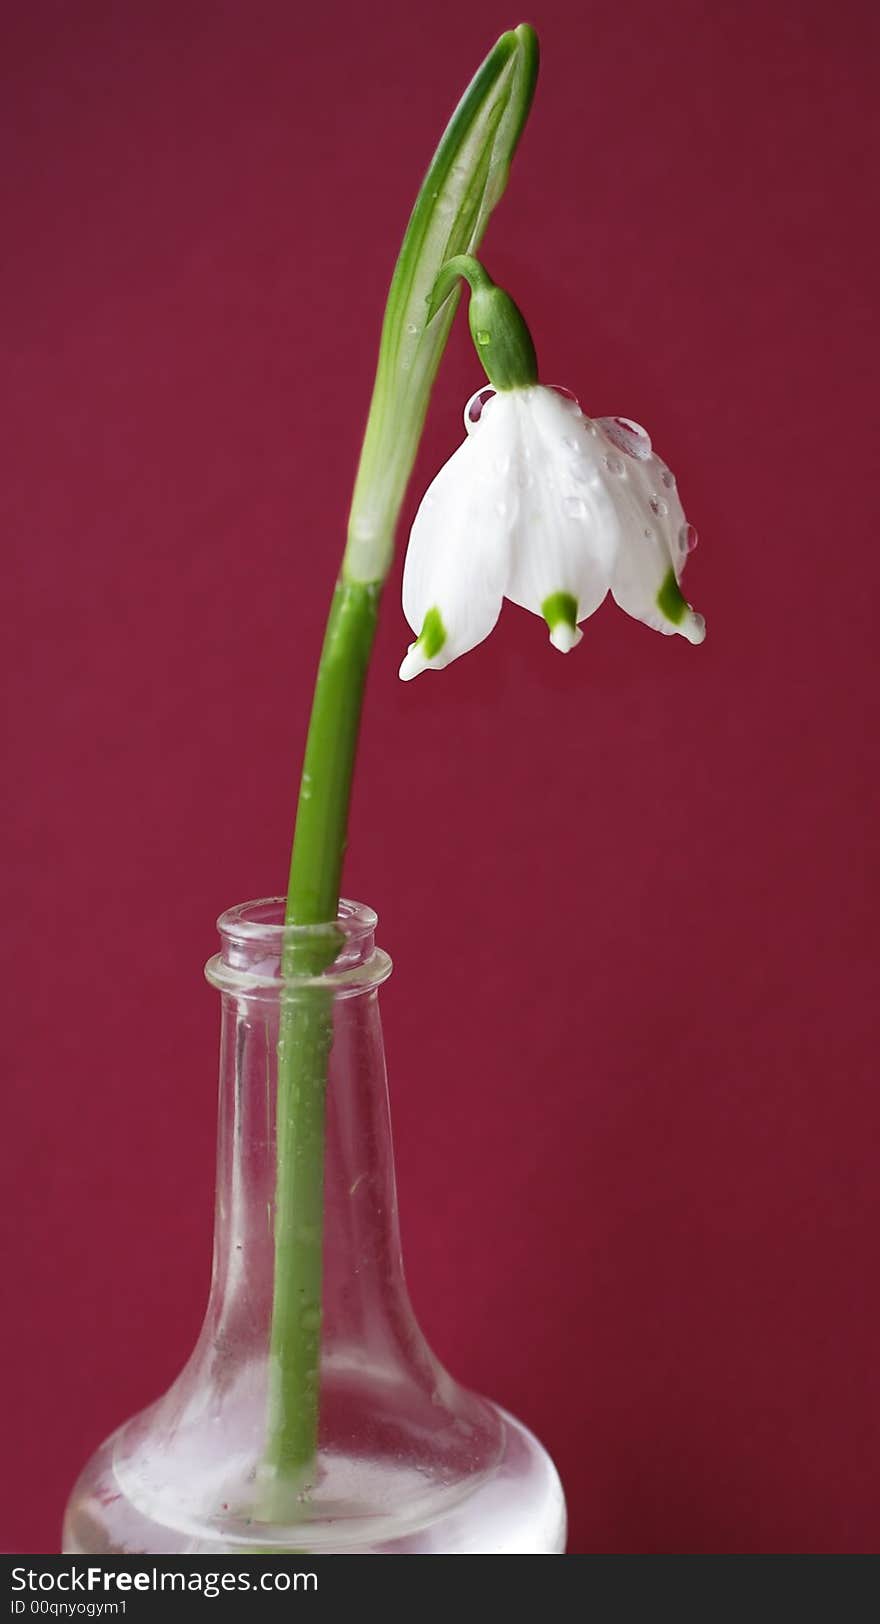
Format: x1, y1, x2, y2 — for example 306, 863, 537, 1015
427, 254, 538, 390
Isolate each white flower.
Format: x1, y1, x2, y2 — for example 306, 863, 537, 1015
399, 384, 705, 679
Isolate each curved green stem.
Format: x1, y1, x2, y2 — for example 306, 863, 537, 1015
429, 254, 538, 389
345, 23, 538, 582
262, 24, 540, 1498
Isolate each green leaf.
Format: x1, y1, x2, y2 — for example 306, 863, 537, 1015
344, 24, 539, 583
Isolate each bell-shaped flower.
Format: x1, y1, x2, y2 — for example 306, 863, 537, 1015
399, 257, 705, 680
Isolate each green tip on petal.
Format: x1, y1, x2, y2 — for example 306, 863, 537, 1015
399, 606, 447, 681
542, 591, 582, 653
656, 568, 687, 625
656, 568, 706, 644
418, 606, 447, 659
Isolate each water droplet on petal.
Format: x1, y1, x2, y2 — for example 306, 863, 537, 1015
549, 384, 581, 407
660, 466, 676, 489
644, 527, 653, 539
598, 416, 653, 460
561, 435, 583, 454
680, 522, 699, 553
604, 453, 625, 476
565, 495, 587, 517
649, 495, 668, 517
405, 322, 419, 335
464, 386, 496, 434
475, 329, 491, 347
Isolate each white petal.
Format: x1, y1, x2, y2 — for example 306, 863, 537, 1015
400, 394, 519, 677
549, 621, 583, 653
594, 418, 706, 643
503, 387, 618, 644
398, 642, 434, 681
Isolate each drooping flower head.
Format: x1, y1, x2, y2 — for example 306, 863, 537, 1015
399, 256, 705, 680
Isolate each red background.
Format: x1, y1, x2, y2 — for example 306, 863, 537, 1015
2, 0, 878, 1555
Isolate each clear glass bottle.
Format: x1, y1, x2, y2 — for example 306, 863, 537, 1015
63, 899, 566, 1554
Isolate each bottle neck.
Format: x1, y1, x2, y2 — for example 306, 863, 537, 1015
199, 899, 425, 1387
206, 895, 391, 991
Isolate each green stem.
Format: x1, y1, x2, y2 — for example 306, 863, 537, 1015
261, 24, 539, 1498
264, 582, 379, 1490
285, 582, 381, 927
265, 989, 332, 1482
